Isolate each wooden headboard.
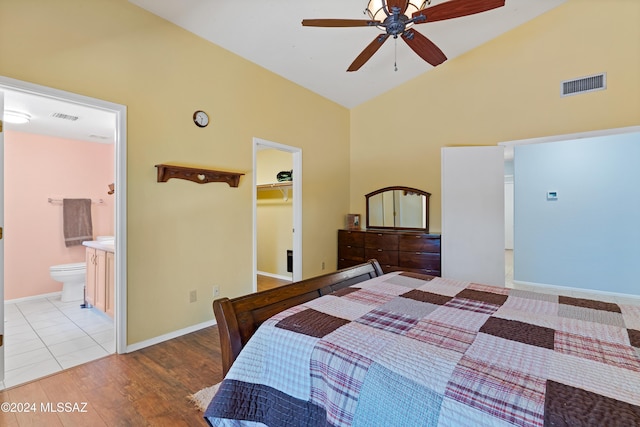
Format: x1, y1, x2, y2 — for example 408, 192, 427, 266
213, 260, 383, 376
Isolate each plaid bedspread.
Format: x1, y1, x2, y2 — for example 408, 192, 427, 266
205, 272, 640, 426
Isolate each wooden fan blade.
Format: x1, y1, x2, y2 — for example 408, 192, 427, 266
302, 19, 379, 27
401, 29, 447, 66
347, 34, 390, 72
413, 0, 505, 23
386, 0, 410, 14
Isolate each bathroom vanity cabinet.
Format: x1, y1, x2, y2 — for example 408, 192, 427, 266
84, 245, 115, 318
105, 252, 115, 317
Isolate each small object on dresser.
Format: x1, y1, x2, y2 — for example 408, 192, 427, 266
346, 214, 361, 230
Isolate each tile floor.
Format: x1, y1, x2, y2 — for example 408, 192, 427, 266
2, 295, 114, 389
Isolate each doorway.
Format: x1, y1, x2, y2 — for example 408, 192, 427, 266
0, 76, 127, 388
499, 125, 640, 293
253, 138, 302, 292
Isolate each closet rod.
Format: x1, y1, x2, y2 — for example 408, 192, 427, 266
48, 198, 104, 205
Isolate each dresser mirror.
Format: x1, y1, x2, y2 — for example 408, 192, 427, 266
365, 186, 430, 232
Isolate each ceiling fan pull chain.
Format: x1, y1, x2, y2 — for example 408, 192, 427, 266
394, 38, 398, 71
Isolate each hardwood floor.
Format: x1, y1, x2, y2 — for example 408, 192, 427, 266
0, 326, 223, 426
257, 274, 292, 291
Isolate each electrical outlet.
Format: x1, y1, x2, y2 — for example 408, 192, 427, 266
189, 290, 197, 303
213, 285, 220, 298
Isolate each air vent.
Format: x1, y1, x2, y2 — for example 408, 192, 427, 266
51, 112, 79, 121
561, 73, 606, 97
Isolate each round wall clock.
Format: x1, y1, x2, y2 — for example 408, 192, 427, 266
193, 110, 209, 128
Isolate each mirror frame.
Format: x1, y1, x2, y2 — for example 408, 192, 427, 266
365, 186, 431, 232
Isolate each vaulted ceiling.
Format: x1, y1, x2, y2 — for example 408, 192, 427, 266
130, 0, 566, 108
2, 1, 566, 143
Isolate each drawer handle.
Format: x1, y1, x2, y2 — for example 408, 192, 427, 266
347, 245, 352, 248
377, 249, 383, 252
377, 233, 383, 236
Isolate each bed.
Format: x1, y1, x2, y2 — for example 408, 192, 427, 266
206, 260, 640, 426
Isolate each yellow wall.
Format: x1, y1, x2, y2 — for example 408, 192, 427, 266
350, 0, 640, 232
0, 0, 350, 344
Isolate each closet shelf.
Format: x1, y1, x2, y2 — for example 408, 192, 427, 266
257, 182, 292, 190
257, 182, 292, 201
155, 164, 244, 188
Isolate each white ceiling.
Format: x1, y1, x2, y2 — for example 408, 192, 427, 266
2, 0, 565, 143
130, 0, 566, 108
2, 88, 116, 144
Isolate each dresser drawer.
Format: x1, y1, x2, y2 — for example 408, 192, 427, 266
401, 267, 441, 276
365, 248, 398, 266
399, 252, 440, 271
338, 258, 364, 270
337, 229, 440, 276
399, 234, 440, 253
365, 232, 398, 249
338, 230, 365, 246
338, 245, 365, 261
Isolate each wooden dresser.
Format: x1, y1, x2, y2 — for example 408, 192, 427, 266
338, 229, 441, 276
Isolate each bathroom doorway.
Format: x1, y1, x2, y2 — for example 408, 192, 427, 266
253, 138, 302, 292
0, 76, 127, 388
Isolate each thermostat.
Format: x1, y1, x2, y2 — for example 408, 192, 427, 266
546, 191, 558, 201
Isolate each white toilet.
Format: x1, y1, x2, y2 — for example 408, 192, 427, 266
50, 262, 86, 302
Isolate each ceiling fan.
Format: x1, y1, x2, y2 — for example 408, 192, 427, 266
302, 0, 505, 71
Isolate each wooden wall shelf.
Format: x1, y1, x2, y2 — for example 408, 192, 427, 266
155, 164, 244, 188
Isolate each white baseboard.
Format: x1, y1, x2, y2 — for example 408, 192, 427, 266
511, 280, 640, 304
257, 270, 293, 281
125, 318, 217, 353
5, 291, 63, 305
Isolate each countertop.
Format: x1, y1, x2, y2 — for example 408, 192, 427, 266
82, 240, 115, 253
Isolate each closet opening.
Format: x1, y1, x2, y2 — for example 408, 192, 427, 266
252, 138, 302, 293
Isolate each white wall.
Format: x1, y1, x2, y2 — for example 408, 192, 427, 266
514, 132, 640, 295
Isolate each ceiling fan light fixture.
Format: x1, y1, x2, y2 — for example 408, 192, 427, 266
3, 110, 31, 124
306, 0, 505, 72
365, 0, 429, 23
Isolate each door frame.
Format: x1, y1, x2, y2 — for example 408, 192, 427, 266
0, 90, 5, 381
0, 76, 128, 354
253, 138, 302, 290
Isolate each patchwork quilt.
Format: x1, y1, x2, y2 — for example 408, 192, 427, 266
205, 272, 640, 426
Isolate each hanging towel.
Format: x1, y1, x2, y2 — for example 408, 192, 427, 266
63, 198, 93, 247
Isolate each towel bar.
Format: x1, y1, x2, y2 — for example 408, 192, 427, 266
48, 198, 104, 204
